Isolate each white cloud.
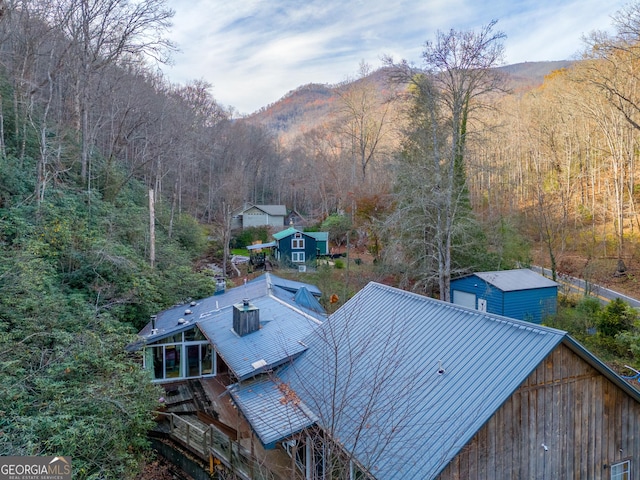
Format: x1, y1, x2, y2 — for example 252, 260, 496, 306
162, 0, 627, 114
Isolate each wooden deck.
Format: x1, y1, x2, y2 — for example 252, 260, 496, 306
156, 411, 282, 480
156, 377, 290, 480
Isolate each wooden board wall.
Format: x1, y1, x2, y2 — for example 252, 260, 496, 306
436, 343, 640, 480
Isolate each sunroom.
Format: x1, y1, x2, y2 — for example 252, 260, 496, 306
143, 325, 216, 382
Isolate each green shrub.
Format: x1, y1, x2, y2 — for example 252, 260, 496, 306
597, 298, 636, 337
321, 214, 352, 246
231, 226, 269, 249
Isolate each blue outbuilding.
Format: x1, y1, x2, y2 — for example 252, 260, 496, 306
450, 268, 558, 323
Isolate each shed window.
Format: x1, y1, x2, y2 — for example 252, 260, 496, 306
292, 252, 305, 263
611, 460, 630, 480
292, 233, 305, 249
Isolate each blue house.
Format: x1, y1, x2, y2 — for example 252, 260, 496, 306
450, 268, 558, 323
272, 227, 329, 266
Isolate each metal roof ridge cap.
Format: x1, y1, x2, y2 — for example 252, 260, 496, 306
267, 292, 323, 325
265, 272, 273, 295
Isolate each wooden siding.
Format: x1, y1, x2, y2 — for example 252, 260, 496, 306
276, 233, 318, 263
436, 343, 640, 480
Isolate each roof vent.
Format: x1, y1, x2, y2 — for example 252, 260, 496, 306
190, 301, 197, 307
184, 309, 192, 315
437, 360, 445, 375
251, 359, 267, 370
178, 318, 186, 325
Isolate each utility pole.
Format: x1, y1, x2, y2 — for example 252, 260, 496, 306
149, 188, 156, 268
222, 201, 231, 280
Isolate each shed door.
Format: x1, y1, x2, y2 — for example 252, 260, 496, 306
478, 298, 487, 312
452, 290, 476, 309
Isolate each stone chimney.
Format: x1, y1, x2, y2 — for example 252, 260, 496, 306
233, 299, 260, 336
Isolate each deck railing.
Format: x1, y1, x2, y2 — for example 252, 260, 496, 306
155, 411, 283, 480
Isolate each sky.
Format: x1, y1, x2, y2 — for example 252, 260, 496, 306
161, 0, 627, 115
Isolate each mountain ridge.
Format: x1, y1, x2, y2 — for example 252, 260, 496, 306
248, 60, 574, 138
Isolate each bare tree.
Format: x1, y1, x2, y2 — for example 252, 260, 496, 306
575, 7, 640, 272
386, 21, 506, 300
53, 0, 175, 189
333, 61, 393, 184
281, 302, 421, 479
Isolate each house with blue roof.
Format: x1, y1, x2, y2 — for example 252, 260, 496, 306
450, 268, 558, 323
137, 273, 326, 383
138, 278, 640, 480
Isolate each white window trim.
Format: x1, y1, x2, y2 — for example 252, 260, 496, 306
292, 251, 305, 263
611, 460, 631, 480
292, 233, 305, 250
145, 330, 216, 381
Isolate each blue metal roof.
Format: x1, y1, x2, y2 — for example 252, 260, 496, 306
229, 377, 318, 448
198, 294, 322, 381
279, 282, 567, 480
294, 287, 325, 313
138, 273, 323, 340
473, 268, 557, 291
258, 274, 322, 297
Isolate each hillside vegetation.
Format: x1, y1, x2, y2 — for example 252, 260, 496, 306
3, 1, 640, 478
249, 61, 575, 140
0, 100, 217, 477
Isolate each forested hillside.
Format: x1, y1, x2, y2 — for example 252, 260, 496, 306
4, 1, 640, 478
0, 1, 242, 478
249, 60, 575, 141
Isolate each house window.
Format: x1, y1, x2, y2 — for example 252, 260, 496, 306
186, 343, 214, 377
611, 460, 630, 480
294, 435, 325, 480
292, 252, 305, 263
164, 345, 181, 378
292, 233, 305, 249
145, 328, 215, 381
